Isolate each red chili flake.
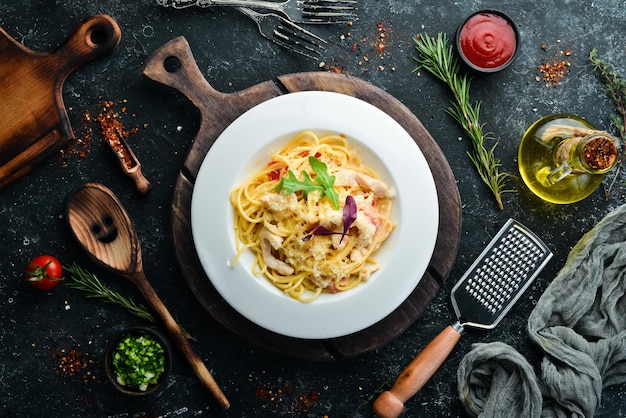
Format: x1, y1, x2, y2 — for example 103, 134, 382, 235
61, 99, 140, 170
52, 347, 96, 385
96, 100, 138, 170
537, 40, 574, 87
60, 110, 95, 168
254, 381, 319, 413
373, 22, 391, 56
538, 58, 571, 87
297, 390, 319, 412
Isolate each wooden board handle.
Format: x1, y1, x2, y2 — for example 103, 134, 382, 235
52, 14, 121, 81
373, 324, 463, 418
142, 36, 227, 111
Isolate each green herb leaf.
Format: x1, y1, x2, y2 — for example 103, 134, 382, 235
589, 48, 626, 199
275, 156, 340, 209
308, 156, 340, 209
413, 33, 514, 210
64, 263, 195, 341
276, 169, 323, 197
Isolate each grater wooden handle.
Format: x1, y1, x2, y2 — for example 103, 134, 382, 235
373, 324, 463, 418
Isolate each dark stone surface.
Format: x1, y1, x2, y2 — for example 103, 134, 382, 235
1, 1, 625, 417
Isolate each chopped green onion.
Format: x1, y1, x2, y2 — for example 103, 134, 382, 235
111, 332, 166, 391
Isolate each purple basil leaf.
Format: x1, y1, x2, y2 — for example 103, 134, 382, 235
312, 225, 337, 236
341, 196, 357, 242
301, 196, 357, 242
302, 225, 337, 241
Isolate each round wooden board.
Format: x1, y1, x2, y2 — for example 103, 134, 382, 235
143, 37, 462, 361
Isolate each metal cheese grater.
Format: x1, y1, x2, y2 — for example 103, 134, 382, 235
450, 218, 553, 332
373, 219, 552, 418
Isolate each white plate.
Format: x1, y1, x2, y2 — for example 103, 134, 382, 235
191, 91, 439, 339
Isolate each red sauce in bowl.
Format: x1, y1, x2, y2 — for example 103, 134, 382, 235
458, 12, 517, 71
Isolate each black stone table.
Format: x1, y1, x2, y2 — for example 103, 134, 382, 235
1, 1, 625, 417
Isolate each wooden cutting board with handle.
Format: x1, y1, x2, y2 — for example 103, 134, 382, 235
143, 36, 462, 361
0, 14, 121, 189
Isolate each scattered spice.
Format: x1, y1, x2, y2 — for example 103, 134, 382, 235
97, 100, 139, 170
52, 347, 96, 385
255, 383, 292, 412
319, 20, 401, 75
537, 40, 573, 87
375, 22, 389, 55
60, 110, 96, 169
254, 381, 320, 414
61, 99, 140, 170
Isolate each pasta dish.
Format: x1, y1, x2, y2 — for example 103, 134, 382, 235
230, 131, 395, 302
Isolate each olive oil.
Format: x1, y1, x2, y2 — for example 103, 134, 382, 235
518, 114, 618, 204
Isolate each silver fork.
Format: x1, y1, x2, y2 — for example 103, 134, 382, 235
157, 0, 358, 24
235, 7, 326, 58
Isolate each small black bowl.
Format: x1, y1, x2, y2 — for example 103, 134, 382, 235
455, 9, 521, 73
104, 326, 172, 395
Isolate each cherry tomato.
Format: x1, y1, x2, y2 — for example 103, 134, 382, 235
25, 255, 63, 290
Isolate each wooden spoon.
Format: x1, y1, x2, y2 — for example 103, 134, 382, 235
65, 182, 229, 410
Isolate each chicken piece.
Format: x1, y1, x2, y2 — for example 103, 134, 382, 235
349, 248, 365, 264
334, 169, 395, 198
354, 172, 394, 198
259, 228, 294, 275
352, 210, 378, 241
334, 169, 360, 188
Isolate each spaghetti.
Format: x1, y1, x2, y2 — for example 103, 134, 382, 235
230, 131, 395, 302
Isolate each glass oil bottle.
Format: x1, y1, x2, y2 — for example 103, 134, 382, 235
518, 114, 619, 204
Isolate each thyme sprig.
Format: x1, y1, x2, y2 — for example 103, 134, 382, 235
65, 263, 195, 341
589, 49, 626, 199
412, 32, 514, 210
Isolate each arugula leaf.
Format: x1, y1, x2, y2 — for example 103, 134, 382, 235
276, 170, 323, 198
275, 156, 340, 209
308, 157, 340, 209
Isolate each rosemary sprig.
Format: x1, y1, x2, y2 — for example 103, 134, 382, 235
412, 32, 514, 210
65, 263, 195, 341
589, 49, 626, 199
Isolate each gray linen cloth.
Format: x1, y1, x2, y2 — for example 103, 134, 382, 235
457, 205, 626, 417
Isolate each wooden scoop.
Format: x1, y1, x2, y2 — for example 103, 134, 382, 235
65, 183, 230, 410
0, 15, 121, 189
